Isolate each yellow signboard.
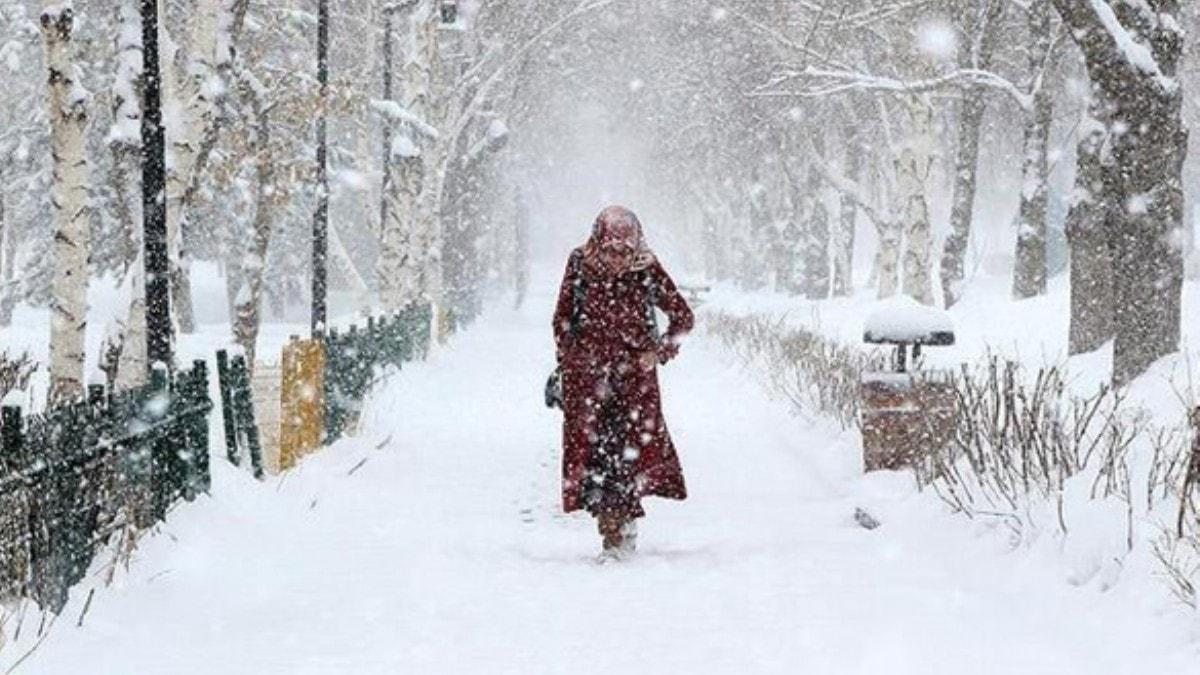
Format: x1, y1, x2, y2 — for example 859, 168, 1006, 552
279, 338, 326, 471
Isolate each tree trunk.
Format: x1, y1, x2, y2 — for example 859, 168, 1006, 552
513, 191, 530, 309
1012, 1, 1055, 300
42, 5, 91, 405
941, 92, 986, 307
378, 3, 438, 313
876, 220, 901, 299
232, 76, 275, 370
833, 123, 859, 297
940, 0, 1004, 308
1050, 0, 1187, 385
0, 198, 16, 327
162, 0, 221, 334
0, 193, 5, 318
898, 97, 934, 305
115, 251, 148, 390
802, 164, 831, 300
1107, 95, 1186, 385
379, 5, 396, 248
1066, 104, 1112, 355
111, 0, 147, 389
165, 0, 251, 334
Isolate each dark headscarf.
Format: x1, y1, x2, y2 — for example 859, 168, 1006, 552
581, 205, 656, 277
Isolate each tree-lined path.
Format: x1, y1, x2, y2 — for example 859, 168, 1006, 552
9, 285, 1191, 674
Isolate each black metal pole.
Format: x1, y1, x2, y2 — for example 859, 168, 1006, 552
311, 0, 330, 337
379, 6, 394, 241
142, 0, 172, 372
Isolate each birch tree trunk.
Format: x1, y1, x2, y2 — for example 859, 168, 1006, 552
1012, 2, 1055, 299
876, 219, 901, 299
802, 164, 831, 300
231, 75, 275, 370
115, 250, 148, 390
111, 0, 147, 389
513, 191, 529, 309
0, 202, 15, 327
1065, 103, 1113, 355
379, 2, 438, 313
41, 4, 91, 405
0, 193, 7, 327
160, 0, 221, 334
897, 97, 934, 305
833, 122, 859, 297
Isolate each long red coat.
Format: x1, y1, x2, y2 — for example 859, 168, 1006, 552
553, 248, 694, 514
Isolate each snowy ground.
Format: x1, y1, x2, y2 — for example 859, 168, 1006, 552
3, 280, 1198, 674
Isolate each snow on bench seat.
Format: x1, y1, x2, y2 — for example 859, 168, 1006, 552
863, 295, 955, 346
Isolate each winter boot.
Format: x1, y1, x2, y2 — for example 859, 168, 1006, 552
618, 519, 638, 556
597, 515, 624, 559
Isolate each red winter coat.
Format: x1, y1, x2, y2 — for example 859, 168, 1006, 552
553, 248, 694, 514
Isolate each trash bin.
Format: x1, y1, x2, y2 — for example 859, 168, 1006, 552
860, 297, 956, 472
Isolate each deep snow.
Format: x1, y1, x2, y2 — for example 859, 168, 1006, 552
2, 280, 1198, 674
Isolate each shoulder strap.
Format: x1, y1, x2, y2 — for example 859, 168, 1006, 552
643, 267, 661, 340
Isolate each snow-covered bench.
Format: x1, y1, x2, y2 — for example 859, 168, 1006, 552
860, 296, 956, 472
678, 284, 712, 305
862, 295, 955, 372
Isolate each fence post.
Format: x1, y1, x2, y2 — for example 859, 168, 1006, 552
143, 364, 172, 526
324, 328, 345, 445
1, 405, 21, 461
231, 355, 265, 479
183, 360, 211, 497
0, 405, 26, 601
216, 350, 240, 466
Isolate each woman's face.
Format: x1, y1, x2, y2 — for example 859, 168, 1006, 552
595, 217, 639, 272
599, 240, 635, 272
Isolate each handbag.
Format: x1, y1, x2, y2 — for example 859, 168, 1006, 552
545, 367, 563, 409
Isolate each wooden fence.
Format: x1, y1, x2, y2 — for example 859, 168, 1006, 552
0, 362, 212, 614
217, 304, 431, 475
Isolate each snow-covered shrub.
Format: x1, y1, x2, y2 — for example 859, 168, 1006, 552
912, 357, 1198, 545
916, 357, 1130, 534
705, 311, 886, 429
707, 310, 1200, 601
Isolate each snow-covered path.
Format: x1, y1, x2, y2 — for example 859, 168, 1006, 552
8, 300, 1196, 674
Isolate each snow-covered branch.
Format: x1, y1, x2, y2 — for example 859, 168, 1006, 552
370, 99, 440, 140
754, 66, 1033, 111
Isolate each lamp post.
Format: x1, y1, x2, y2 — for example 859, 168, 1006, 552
311, 0, 330, 337
142, 0, 172, 372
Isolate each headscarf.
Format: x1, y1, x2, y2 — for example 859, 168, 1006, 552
581, 205, 656, 277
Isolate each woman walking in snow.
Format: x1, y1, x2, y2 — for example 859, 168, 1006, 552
552, 205, 694, 560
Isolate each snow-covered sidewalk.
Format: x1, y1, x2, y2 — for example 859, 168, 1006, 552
5, 301, 1197, 674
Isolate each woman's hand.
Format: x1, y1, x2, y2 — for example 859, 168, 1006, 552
638, 351, 658, 371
